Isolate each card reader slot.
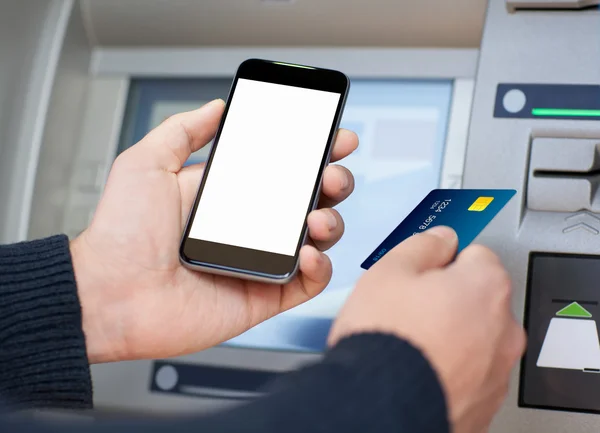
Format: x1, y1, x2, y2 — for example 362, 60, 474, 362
507, 0, 600, 11
511, 5, 600, 10
527, 137, 600, 212
534, 170, 600, 178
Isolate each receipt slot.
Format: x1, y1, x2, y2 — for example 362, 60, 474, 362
521, 253, 600, 414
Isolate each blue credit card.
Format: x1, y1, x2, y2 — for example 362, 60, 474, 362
360, 189, 516, 270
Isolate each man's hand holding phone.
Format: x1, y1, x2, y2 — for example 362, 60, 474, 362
70, 99, 358, 364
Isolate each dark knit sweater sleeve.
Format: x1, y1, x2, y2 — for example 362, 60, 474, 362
0, 235, 92, 410
0, 236, 450, 433
236, 333, 450, 433
2, 334, 449, 433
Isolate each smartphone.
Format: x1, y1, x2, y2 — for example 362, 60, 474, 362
179, 59, 350, 284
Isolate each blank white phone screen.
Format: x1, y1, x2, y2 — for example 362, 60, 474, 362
189, 78, 341, 257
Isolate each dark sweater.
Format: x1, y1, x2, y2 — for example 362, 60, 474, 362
0, 235, 449, 433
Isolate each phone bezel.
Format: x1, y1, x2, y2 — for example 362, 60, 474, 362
179, 58, 349, 283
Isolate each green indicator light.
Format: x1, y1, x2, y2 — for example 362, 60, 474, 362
532, 108, 600, 117
272, 61, 315, 70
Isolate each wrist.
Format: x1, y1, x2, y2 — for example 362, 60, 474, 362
70, 232, 122, 364
325, 333, 450, 433
0, 235, 94, 409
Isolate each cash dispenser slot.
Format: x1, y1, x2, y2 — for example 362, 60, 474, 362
527, 138, 600, 212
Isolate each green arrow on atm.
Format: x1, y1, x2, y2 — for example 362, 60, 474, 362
556, 302, 592, 318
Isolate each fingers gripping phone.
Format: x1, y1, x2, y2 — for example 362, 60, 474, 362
180, 59, 350, 284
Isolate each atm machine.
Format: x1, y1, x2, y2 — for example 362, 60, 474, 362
3, 0, 600, 431
466, 0, 600, 431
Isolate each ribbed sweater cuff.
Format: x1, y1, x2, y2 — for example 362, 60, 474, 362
261, 333, 450, 433
0, 235, 93, 410
324, 333, 450, 433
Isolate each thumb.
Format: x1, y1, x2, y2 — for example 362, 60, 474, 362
131, 99, 225, 173
381, 226, 458, 274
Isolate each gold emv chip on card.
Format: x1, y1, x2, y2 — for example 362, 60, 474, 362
468, 197, 494, 212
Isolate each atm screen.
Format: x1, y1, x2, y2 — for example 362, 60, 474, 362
119, 78, 453, 352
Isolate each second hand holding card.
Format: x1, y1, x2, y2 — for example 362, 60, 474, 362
361, 189, 516, 270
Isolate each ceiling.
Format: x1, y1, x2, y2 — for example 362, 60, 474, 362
80, 0, 487, 48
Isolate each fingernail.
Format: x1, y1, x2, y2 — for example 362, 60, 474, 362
317, 250, 326, 266
427, 226, 457, 243
339, 168, 350, 189
326, 212, 338, 230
